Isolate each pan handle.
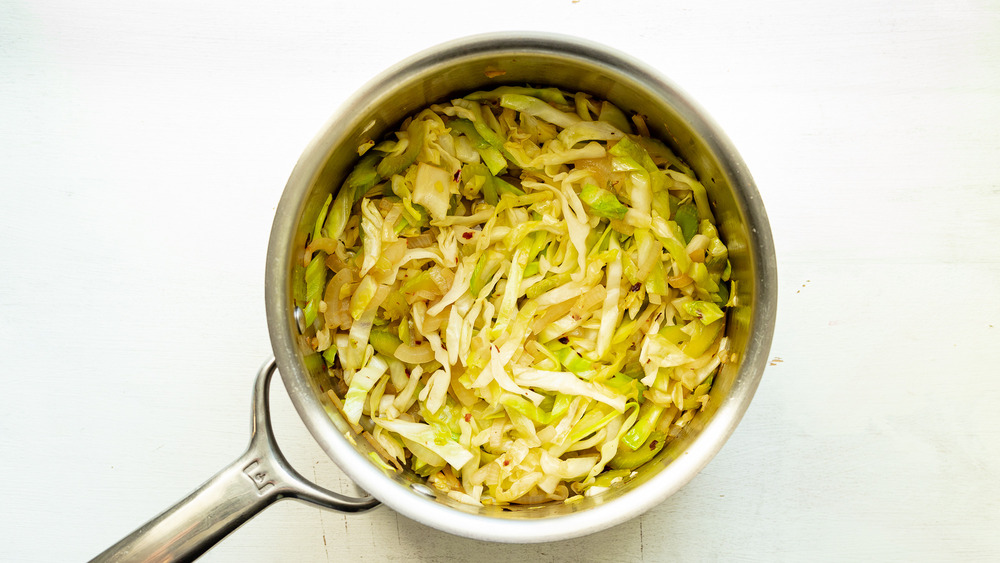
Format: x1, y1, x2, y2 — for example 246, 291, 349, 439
90, 358, 380, 563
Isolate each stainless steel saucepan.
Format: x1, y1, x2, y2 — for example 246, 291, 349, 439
92, 32, 777, 562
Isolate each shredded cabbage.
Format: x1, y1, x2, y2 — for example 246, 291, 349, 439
298, 87, 734, 506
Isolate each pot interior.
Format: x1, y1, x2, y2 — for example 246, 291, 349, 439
265, 33, 776, 542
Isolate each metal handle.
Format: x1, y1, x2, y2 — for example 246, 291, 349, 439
91, 358, 380, 562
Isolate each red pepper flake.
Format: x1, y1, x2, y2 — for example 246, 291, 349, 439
649, 440, 659, 450
464, 413, 472, 423
630, 282, 642, 292
462, 231, 473, 240
503, 459, 510, 466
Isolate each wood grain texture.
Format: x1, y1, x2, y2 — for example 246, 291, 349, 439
2, 1, 998, 561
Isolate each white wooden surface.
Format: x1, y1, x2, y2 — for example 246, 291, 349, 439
2, 1, 998, 561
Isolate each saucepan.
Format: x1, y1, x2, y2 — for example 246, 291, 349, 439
92, 32, 777, 562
